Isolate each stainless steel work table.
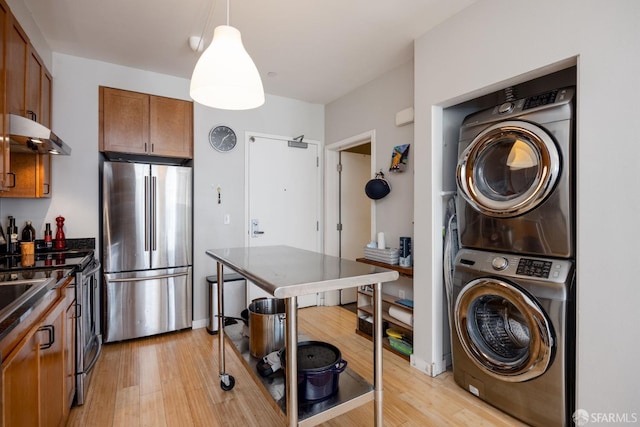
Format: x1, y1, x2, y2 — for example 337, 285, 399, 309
206, 246, 399, 427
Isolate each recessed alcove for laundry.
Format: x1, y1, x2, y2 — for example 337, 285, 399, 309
438, 61, 578, 366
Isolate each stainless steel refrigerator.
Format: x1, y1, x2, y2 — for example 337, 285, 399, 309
102, 161, 192, 342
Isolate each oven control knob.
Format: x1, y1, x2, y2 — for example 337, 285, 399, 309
491, 256, 508, 271
498, 102, 514, 114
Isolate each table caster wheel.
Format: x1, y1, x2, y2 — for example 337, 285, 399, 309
220, 375, 235, 391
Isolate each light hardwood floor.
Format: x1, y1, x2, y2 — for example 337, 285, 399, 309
67, 306, 526, 426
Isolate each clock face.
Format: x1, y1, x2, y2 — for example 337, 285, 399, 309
209, 125, 237, 152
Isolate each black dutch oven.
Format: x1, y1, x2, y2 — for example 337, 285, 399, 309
279, 341, 348, 402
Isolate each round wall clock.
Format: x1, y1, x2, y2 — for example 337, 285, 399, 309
209, 125, 237, 152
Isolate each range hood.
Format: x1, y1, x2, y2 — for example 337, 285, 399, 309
8, 114, 72, 155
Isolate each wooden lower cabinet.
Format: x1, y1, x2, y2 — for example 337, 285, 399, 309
1, 277, 74, 427
38, 302, 66, 427
1, 326, 39, 426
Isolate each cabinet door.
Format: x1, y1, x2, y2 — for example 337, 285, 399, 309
2, 322, 40, 426
0, 0, 10, 191
41, 69, 52, 128
6, 15, 28, 117
38, 153, 52, 197
39, 301, 66, 427
0, 152, 52, 198
100, 87, 150, 154
26, 46, 44, 122
149, 95, 193, 158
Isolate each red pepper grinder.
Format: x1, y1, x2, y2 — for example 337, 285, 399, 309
54, 216, 66, 250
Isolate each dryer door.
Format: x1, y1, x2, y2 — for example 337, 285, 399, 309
457, 120, 560, 217
454, 277, 554, 382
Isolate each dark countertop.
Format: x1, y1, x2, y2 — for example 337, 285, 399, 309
0, 238, 97, 354
0, 267, 74, 346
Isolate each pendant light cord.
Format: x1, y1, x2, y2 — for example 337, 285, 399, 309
226, 0, 230, 26
196, 0, 218, 52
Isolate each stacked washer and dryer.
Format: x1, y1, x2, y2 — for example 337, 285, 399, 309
450, 87, 576, 426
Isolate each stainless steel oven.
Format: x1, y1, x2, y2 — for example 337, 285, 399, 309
75, 256, 102, 405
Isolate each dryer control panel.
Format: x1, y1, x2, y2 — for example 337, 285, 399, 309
456, 248, 574, 284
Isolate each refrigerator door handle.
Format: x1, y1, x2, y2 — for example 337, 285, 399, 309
152, 176, 157, 252
105, 272, 189, 283
144, 176, 150, 251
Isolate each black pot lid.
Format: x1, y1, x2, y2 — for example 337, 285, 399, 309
298, 341, 341, 371
282, 341, 342, 371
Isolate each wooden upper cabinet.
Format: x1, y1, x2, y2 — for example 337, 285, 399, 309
0, 153, 51, 198
100, 87, 149, 155
6, 16, 49, 125
0, 7, 54, 197
150, 95, 193, 158
0, 0, 10, 191
100, 86, 193, 159
6, 14, 27, 118
26, 46, 50, 126
41, 69, 52, 128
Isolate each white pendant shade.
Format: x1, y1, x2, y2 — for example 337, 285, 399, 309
190, 25, 265, 110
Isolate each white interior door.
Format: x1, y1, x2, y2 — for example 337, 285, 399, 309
340, 150, 372, 303
246, 134, 322, 307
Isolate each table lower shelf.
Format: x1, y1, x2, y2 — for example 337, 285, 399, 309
222, 323, 374, 426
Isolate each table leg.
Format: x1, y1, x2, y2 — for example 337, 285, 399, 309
373, 281, 384, 427
217, 263, 227, 380
285, 296, 298, 427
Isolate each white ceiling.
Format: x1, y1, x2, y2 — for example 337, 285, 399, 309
22, 0, 475, 105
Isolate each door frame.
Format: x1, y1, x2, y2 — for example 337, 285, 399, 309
324, 130, 377, 257
243, 131, 324, 251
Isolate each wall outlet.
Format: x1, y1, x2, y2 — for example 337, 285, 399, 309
398, 290, 405, 299
224, 214, 231, 225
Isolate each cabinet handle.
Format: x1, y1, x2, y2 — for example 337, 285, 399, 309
6, 172, 16, 188
43, 183, 50, 194
38, 324, 55, 350
26, 110, 37, 121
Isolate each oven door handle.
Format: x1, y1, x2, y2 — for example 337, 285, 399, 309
82, 261, 102, 278
81, 334, 103, 375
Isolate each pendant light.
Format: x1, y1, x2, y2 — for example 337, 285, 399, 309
190, 0, 264, 110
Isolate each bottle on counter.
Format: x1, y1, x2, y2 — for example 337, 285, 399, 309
54, 216, 66, 250
44, 223, 53, 250
21, 221, 36, 242
0, 225, 6, 253
6, 216, 18, 254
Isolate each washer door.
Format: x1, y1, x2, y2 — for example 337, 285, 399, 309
457, 120, 560, 217
454, 278, 554, 382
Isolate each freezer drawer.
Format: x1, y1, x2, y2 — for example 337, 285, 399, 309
104, 267, 192, 342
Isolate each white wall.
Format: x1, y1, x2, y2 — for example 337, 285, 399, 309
325, 61, 414, 299
193, 95, 324, 322
414, 0, 640, 416
0, 52, 324, 327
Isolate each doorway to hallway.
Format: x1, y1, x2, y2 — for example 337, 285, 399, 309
325, 130, 376, 305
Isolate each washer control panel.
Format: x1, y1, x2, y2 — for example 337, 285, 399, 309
516, 258, 553, 278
